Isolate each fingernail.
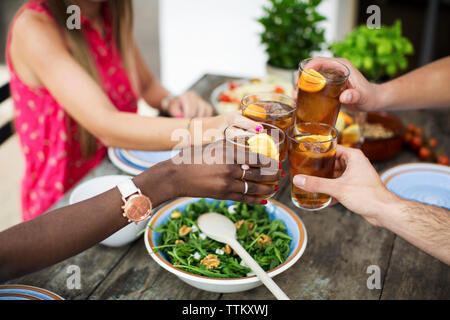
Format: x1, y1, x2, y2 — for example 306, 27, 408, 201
256, 125, 263, 133
275, 185, 279, 191
278, 162, 282, 169
293, 175, 306, 186
281, 170, 285, 177
176, 112, 183, 118
260, 199, 267, 205
241, 164, 250, 170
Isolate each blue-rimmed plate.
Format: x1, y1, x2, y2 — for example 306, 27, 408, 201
380, 163, 450, 209
108, 147, 180, 176
0, 285, 64, 300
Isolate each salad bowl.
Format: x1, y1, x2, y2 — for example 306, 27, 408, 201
144, 197, 307, 293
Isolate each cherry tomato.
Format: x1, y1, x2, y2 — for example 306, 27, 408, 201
219, 93, 232, 102
429, 138, 438, 148
419, 147, 431, 160
437, 154, 449, 166
229, 82, 237, 90
274, 86, 285, 94
411, 136, 423, 150
406, 124, 416, 132
413, 127, 423, 137
403, 132, 413, 144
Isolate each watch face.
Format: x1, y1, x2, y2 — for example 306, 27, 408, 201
124, 195, 152, 222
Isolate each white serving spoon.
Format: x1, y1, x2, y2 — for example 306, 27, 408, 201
197, 212, 290, 300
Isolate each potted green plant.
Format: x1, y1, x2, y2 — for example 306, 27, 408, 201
258, 0, 326, 83
329, 20, 414, 81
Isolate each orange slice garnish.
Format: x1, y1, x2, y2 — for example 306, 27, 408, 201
247, 133, 279, 160
295, 135, 334, 157
298, 69, 326, 93
242, 104, 267, 120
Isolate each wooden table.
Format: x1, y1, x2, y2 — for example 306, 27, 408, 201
7, 74, 450, 300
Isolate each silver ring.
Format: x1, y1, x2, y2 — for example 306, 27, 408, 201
243, 181, 248, 195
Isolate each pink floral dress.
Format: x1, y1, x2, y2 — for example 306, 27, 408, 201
6, 0, 138, 221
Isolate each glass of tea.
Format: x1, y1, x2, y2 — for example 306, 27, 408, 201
224, 122, 284, 198
287, 122, 338, 211
241, 92, 295, 161
295, 58, 350, 127
336, 108, 366, 148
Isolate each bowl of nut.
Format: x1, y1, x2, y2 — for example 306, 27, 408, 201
144, 197, 307, 293
360, 112, 404, 162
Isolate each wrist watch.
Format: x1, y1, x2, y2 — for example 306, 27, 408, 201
117, 179, 152, 223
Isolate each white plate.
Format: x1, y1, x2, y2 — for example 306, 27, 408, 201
380, 163, 450, 209
108, 147, 143, 175
69, 175, 148, 247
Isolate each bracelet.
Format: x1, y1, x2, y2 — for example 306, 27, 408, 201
187, 116, 196, 146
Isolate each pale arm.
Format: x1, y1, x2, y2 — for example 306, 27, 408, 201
376, 56, 450, 111
293, 146, 450, 265
380, 199, 450, 265
12, 13, 226, 151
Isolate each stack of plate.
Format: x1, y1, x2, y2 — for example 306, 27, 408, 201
0, 285, 64, 300
381, 163, 450, 209
108, 148, 180, 175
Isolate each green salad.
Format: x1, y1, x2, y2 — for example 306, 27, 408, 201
148, 199, 293, 278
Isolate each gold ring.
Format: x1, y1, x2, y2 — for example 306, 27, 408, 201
240, 164, 249, 180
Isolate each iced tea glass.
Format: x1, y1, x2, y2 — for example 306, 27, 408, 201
224, 123, 284, 198
241, 92, 295, 161
296, 58, 350, 127
287, 122, 338, 210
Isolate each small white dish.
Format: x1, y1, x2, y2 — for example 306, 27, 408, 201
69, 175, 148, 247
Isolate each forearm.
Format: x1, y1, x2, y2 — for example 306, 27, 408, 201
98, 112, 218, 150
376, 56, 450, 111
378, 198, 450, 265
99, 111, 191, 150
0, 161, 180, 282
140, 78, 169, 110
133, 40, 169, 110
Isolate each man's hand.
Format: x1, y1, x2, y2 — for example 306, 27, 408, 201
295, 57, 380, 112
292, 145, 398, 226
168, 91, 214, 118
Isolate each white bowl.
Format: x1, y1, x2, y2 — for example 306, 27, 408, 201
69, 175, 148, 247
145, 197, 307, 293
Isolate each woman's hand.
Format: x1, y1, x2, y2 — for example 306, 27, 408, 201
166, 141, 282, 205
168, 91, 214, 118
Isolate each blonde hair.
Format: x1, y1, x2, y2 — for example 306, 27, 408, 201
45, 0, 134, 157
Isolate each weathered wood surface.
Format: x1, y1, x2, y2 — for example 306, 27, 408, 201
7, 74, 449, 300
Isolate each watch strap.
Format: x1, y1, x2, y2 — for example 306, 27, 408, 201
117, 179, 139, 199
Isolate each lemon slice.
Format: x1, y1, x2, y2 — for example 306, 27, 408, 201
247, 133, 279, 160
242, 104, 267, 120
341, 124, 361, 146
339, 111, 354, 125
335, 113, 346, 133
298, 69, 327, 93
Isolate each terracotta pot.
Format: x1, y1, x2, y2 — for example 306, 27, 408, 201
361, 112, 404, 162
